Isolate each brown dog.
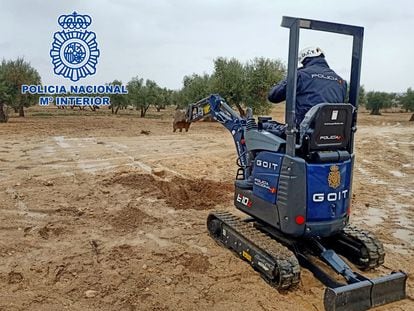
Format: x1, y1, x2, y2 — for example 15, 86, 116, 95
173, 109, 191, 132
173, 121, 191, 132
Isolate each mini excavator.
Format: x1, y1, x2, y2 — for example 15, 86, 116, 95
184, 17, 407, 311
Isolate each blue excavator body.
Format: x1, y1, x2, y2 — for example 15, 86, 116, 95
184, 16, 407, 311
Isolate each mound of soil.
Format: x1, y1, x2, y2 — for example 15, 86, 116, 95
109, 172, 155, 187
158, 176, 233, 210
108, 173, 158, 196
111, 202, 156, 231
108, 171, 233, 210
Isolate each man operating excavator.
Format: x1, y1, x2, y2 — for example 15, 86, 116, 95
183, 17, 408, 310
265, 47, 347, 135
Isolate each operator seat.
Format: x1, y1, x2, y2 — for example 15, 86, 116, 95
236, 103, 353, 189
298, 103, 354, 162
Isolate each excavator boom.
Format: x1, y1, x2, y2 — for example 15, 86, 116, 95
186, 94, 250, 176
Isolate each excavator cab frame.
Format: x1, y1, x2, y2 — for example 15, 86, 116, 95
282, 16, 363, 156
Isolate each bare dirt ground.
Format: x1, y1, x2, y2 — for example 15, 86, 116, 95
0, 106, 413, 311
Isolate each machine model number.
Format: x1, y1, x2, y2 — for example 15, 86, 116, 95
312, 189, 349, 202
236, 193, 252, 207
256, 159, 278, 170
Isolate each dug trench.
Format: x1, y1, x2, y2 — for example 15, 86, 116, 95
105, 170, 234, 211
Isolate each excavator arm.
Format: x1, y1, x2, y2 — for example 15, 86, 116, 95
185, 94, 250, 178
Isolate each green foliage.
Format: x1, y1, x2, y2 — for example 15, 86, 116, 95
211, 57, 246, 115
127, 76, 145, 116
181, 57, 286, 116
400, 87, 414, 112
108, 79, 128, 114
0, 76, 12, 104
358, 85, 367, 107
245, 57, 286, 114
169, 90, 185, 108
179, 73, 212, 107
155, 88, 173, 111
145, 79, 160, 108
366, 91, 391, 115
127, 77, 161, 117
0, 79, 11, 122
0, 57, 41, 117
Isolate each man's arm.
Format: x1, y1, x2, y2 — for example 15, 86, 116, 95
268, 79, 287, 103
343, 80, 348, 104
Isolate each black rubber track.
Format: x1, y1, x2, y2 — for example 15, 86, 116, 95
207, 211, 300, 290
333, 225, 385, 270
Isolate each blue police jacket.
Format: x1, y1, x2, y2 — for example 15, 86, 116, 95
268, 56, 347, 126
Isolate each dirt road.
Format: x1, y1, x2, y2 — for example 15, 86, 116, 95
0, 107, 413, 310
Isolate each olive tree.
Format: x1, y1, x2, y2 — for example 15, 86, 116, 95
366, 91, 391, 115
400, 87, 414, 121
0, 58, 41, 117
245, 57, 286, 114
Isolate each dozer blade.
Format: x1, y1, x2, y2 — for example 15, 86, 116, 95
324, 280, 372, 311
371, 272, 407, 308
324, 272, 407, 311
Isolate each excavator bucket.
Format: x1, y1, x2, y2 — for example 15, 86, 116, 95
324, 272, 407, 311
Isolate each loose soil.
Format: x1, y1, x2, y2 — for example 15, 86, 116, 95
0, 105, 413, 310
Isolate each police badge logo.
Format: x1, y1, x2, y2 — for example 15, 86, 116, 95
328, 165, 341, 189
50, 12, 100, 82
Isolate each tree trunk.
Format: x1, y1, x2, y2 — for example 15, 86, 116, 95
370, 108, 381, 115
410, 113, 414, 121
140, 103, 150, 118
234, 102, 246, 117
19, 105, 24, 117
115, 105, 120, 114
14, 107, 18, 113
0, 103, 8, 123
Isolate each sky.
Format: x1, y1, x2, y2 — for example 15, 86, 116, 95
1, 0, 413, 92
